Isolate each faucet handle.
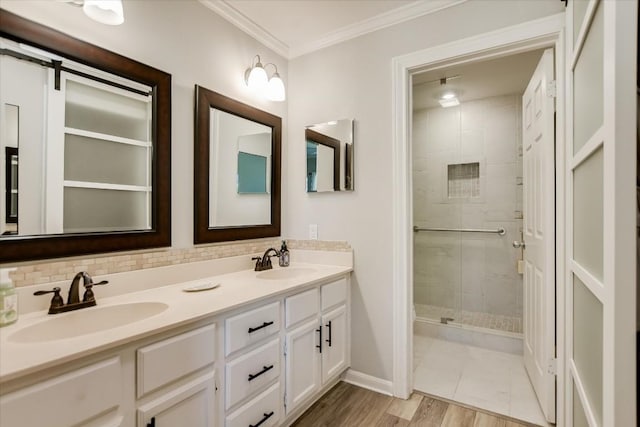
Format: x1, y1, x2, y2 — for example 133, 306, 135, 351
82, 280, 109, 302
34, 287, 64, 311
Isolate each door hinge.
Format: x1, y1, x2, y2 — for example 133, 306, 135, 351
547, 358, 557, 375
547, 80, 557, 98
283, 341, 287, 356
283, 393, 287, 410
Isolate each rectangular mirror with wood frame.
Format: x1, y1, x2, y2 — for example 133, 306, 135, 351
194, 85, 281, 243
305, 119, 354, 192
0, 9, 171, 262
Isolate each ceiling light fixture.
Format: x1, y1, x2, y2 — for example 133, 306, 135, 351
63, 0, 125, 26
438, 77, 459, 108
245, 55, 286, 102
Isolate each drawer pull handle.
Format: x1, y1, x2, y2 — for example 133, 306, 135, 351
326, 320, 332, 347
248, 364, 274, 381
249, 411, 274, 427
316, 326, 322, 353
147, 417, 156, 427
248, 321, 274, 333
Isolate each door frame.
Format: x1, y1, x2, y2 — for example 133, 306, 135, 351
390, 10, 566, 419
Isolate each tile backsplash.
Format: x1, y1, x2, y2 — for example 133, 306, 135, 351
6, 239, 351, 287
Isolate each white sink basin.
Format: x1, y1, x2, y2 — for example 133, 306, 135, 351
256, 267, 317, 280
9, 302, 168, 343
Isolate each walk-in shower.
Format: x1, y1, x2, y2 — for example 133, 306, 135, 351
412, 93, 525, 337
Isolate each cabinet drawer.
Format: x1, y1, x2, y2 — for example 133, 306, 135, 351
321, 277, 347, 311
226, 338, 280, 410
0, 357, 122, 427
137, 323, 216, 398
285, 288, 319, 328
226, 383, 280, 427
225, 302, 280, 356
137, 372, 216, 427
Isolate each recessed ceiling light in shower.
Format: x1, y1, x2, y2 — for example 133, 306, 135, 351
438, 77, 460, 108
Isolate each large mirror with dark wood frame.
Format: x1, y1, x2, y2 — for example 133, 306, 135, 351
194, 85, 281, 244
0, 9, 171, 262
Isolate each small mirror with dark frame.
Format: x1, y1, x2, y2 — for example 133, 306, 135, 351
0, 9, 171, 262
305, 119, 354, 192
194, 85, 281, 244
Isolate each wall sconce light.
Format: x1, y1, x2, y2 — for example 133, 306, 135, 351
245, 55, 286, 102
63, 0, 125, 26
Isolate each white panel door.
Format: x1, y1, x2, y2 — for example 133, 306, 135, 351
521, 47, 556, 423
285, 319, 321, 414
565, 0, 636, 426
321, 305, 348, 383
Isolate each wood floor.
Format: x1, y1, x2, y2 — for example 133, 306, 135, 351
292, 382, 539, 427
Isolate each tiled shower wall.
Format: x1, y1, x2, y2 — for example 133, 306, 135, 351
412, 95, 523, 318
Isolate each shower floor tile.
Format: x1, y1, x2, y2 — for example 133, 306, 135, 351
415, 303, 523, 334
413, 335, 549, 426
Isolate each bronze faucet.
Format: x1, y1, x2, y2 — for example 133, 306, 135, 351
34, 271, 109, 314
252, 248, 280, 271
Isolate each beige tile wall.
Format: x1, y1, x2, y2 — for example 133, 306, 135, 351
7, 239, 351, 287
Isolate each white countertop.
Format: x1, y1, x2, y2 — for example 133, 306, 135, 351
0, 258, 352, 384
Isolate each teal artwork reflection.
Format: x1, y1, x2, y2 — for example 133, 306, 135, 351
238, 151, 267, 194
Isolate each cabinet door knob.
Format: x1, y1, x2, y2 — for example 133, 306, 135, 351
512, 240, 525, 249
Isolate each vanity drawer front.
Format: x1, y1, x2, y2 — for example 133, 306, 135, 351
0, 357, 122, 427
226, 382, 280, 427
321, 277, 348, 311
226, 338, 280, 410
285, 288, 319, 328
137, 323, 216, 398
225, 302, 280, 356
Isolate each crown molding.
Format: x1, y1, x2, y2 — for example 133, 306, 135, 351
198, 0, 289, 58
199, 0, 467, 60
288, 0, 468, 58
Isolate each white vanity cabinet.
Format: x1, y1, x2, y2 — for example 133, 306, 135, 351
0, 357, 125, 427
0, 267, 352, 427
284, 277, 350, 416
136, 372, 216, 427
223, 303, 282, 427
136, 324, 217, 427
0, 322, 218, 427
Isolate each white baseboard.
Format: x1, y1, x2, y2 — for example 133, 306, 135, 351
341, 369, 394, 396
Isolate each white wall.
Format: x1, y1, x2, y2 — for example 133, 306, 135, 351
286, 0, 564, 382
412, 95, 524, 318
1, 0, 288, 248
315, 144, 335, 192
0, 55, 47, 236
210, 110, 271, 226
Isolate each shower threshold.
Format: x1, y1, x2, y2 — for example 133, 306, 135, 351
415, 303, 522, 334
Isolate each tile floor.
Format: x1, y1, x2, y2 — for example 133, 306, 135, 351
415, 303, 523, 334
413, 335, 550, 426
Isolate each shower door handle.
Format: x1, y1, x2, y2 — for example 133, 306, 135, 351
512, 240, 525, 249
